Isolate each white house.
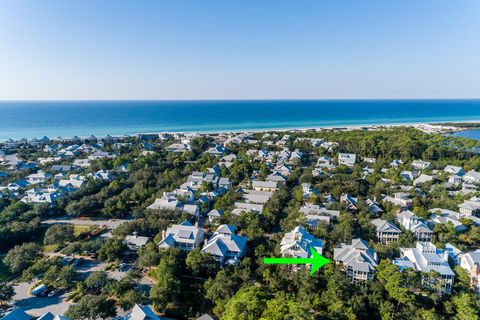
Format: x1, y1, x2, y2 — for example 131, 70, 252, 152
127, 304, 162, 320
124, 233, 150, 251
201, 225, 247, 265
394, 242, 454, 293
458, 197, 480, 216
458, 250, 480, 294
158, 220, 205, 252
412, 160, 432, 171
444, 165, 465, 176
280, 226, 324, 272
396, 210, 433, 242
464, 170, 480, 185
207, 209, 224, 222
383, 192, 413, 210
338, 153, 356, 167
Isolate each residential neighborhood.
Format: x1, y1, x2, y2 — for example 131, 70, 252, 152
2, 126, 480, 319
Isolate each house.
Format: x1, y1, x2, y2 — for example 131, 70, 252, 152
400, 171, 415, 182
366, 199, 383, 214
444, 165, 465, 176
412, 160, 432, 171
463, 170, 480, 185
299, 203, 340, 228
158, 220, 205, 252
127, 304, 162, 320
341, 194, 358, 210
428, 208, 468, 232
280, 226, 324, 271
26, 171, 52, 184
183, 204, 201, 218
37, 313, 70, 320
334, 239, 378, 283
458, 250, 480, 293
445, 243, 463, 266
383, 192, 413, 210
88, 169, 114, 181
252, 180, 279, 192
232, 202, 264, 215
206, 145, 229, 156
389, 159, 404, 168
0, 308, 31, 320
413, 174, 434, 186
338, 153, 356, 167
125, 233, 150, 250
371, 218, 402, 244
207, 209, 224, 222
201, 225, 247, 265
393, 242, 454, 293
7, 179, 30, 192
165, 143, 191, 153
241, 189, 273, 205
147, 197, 182, 211
196, 315, 214, 320
266, 172, 288, 184
50, 165, 76, 172
396, 210, 433, 242
73, 158, 91, 168
458, 197, 480, 216
448, 175, 464, 187
219, 154, 237, 168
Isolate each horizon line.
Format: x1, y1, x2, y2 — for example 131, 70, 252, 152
1, 97, 480, 102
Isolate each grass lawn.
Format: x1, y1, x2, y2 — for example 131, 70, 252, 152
42, 244, 58, 253
0, 258, 12, 281
73, 224, 93, 236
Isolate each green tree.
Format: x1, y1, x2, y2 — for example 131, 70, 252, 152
5, 242, 42, 274
0, 282, 14, 306
44, 224, 75, 245
98, 238, 127, 262
84, 271, 111, 294
452, 292, 480, 320
222, 285, 267, 320
150, 254, 181, 311
65, 294, 116, 320
260, 293, 311, 320
185, 249, 219, 277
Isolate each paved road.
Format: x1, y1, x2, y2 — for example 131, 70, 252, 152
13, 282, 72, 317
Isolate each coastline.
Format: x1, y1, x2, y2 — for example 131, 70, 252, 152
1, 120, 477, 143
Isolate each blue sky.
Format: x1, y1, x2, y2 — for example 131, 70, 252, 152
0, 0, 479, 100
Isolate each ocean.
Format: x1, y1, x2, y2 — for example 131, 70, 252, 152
1, 100, 480, 141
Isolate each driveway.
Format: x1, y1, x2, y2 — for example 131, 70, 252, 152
13, 282, 72, 317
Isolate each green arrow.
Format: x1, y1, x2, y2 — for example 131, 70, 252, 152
263, 246, 331, 276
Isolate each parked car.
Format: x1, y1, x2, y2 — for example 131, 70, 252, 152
47, 289, 59, 297
32, 284, 48, 296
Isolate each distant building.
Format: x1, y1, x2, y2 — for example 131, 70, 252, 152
412, 160, 432, 171
338, 153, 356, 167
251, 180, 279, 192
